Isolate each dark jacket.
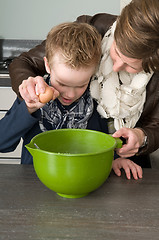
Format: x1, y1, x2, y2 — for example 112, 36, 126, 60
9, 13, 159, 161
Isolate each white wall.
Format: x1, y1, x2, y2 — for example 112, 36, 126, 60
120, 0, 131, 11
0, 0, 120, 40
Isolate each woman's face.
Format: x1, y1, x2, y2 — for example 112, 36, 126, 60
110, 41, 143, 73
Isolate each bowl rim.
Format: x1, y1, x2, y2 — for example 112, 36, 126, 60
27, 129, 117, 156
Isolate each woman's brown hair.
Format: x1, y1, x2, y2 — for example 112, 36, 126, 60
114, 0, 159, 73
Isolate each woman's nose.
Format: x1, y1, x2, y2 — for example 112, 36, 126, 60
113, 59, 125, 72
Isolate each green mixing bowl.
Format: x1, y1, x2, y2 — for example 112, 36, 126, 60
26, 129, 122, 198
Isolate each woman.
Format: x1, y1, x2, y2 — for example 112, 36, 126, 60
9, 0, 159, 176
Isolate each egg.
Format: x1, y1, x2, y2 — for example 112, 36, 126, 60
39, 86, 54, 103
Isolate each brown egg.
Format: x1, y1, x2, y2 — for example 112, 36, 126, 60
39, 86, 53, 103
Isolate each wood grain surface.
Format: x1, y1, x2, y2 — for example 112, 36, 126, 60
0, 164, 159, 240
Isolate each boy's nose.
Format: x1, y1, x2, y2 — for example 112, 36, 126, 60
65, 88, 75, 99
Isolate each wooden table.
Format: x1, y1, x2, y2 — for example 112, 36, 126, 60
0, 164, 159, 240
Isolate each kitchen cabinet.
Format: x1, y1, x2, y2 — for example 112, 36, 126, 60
0, 86, 21, 164
0, 39, 42, 164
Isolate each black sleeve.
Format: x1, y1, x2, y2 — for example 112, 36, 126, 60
87, 100, 109, 133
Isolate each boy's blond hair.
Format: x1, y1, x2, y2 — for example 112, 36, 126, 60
45, 22, 101, 69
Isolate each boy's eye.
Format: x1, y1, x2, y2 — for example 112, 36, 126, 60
77, 83, 88, 88
58, 82, 65, 87
79, 85, 86, 88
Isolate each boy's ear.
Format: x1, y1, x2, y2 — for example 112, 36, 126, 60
44, 57, 51, 74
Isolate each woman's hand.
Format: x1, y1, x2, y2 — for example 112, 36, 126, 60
113, 127, 146, 158
112, 157, 143, 180
19, 76, 59, 114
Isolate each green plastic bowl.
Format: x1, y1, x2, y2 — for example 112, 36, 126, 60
26, 129, 122, 198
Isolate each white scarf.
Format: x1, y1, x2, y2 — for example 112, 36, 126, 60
90, 21, 153, 130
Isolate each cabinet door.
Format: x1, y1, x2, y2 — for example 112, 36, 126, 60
0, 87, 16, 110
0, 109, 21, 163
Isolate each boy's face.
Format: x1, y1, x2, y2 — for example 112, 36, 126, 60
44, 55, 96, 106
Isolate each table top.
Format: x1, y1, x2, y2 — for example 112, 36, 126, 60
0, 164, 159, 240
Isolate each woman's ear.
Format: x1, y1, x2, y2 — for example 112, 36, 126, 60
44, 57, 51, 74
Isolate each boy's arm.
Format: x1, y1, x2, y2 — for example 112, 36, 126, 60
0, 98, 40, 153
112, 158, 143, 180
18, 77, 59, 114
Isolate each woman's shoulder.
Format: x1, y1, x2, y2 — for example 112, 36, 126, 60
76, 13, 118, 37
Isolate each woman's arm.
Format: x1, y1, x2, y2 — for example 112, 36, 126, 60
136, 73, 159, 155
9, 41, 46, 98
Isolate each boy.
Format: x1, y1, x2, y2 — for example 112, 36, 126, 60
0, 22, 105, 164
0, 22, 142, 179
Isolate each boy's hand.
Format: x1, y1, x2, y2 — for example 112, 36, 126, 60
112, 157, 143, 180
19, 76, 59, 114
113, 127, 145, 158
